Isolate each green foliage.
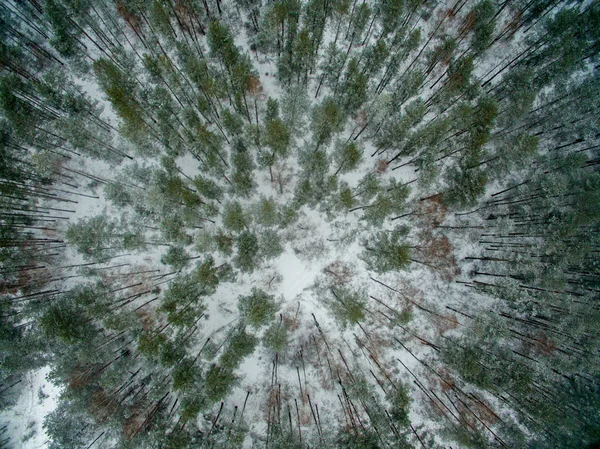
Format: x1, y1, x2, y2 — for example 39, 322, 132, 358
441, 317, 533, 395
362, 182, 410, 225
446, 55, 475, 96
235, 231, 260, 272
340, 58, 368, 115
442, 342, 533, 395
265, 97, 280, 122
466, 97, 498, 156
159, 274, 206, 328
238, 288, 278, 327
161, 246, 189, 270
146, 170, 203, 225
416, 149, 439, 189
350, 3, 371, 39
159, 340, 186, 367
330, 287, 366, 328
442, 424, 491, 449
179, 395, 204, 423
65, 214, 117, 260
222, 109, 244, 136
333, 141, 363, 176
298, 146, 330, 179
205, 365, 236, 402
311, 97, 345, 149
160, 215, 193, 245
469, 0, 496, 54
281, 85, 309, 134
231, 143, 256, 197
256, 197, 279, 226
40, 302, 94, 344
45, 0, 81, 59
356, 172, 381, 202
192, 256, 221, 294
295, 146, 336, 206
194, 229, 217, 253
293, 173, 337, 208
279, 204, 299, 227
493, 133, 539, 176
164, 429, 196, 449
258, 229, 284, 260
149, 0, 174, 39
44, 400, 95, 449
215, 230, 235, 255
265, 118, 291, 156
444, 167, 488, 209
339, 186, 355, 209
263, 321, 288, 353
104, 182, 132, 207
208, 21, 240, 71
335, 427, 380, 449
377, 99, 426, 151
138, 332, 165, 358
223, 201, 247, 232
500, 68, 536, 122
389, 382, 411, 427
0, 78, 37, 142
362, 38, 389, 78
0, 317, 45, 395
172, 358, 201, 391
220, 329, 258, 370
93, 59, 144, 137
362, 227, 411, 273
8, 3, 600, 448
193, 175, 223, 202
379, 0, 405, 36
391, 68, 424, 105
528, 377, 600, 449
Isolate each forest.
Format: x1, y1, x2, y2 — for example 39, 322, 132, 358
0, 0, 599, 448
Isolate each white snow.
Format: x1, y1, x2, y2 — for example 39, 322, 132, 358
0, 367, 61, 449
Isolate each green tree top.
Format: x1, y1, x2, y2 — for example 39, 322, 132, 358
362, 227, 411, 273
93, 59, 144, 132
311, 97, 345, 150
208, 20, 240, 71
330, 287, 366, 329
159, 274, 207, 328
265, 118, 291, 157
238, 288, 278, 327
40, 302, 94, 344
223, 201, 248, 232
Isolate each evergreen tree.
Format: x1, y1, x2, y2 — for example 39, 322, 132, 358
329, 287, 366, 329
161, 245, 190, 270
223, 201, 248, 232
311, 97, 345, 152
235, 231, 260, 272
362, 226, 411, 273
237, 288, 278, 327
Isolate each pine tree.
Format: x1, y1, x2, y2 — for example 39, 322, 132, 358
329, 287, 366, 329
311, 97, 345, 152
237, 288, 278, 327
235, 231, 260, 272
332, 141, 363, 176
361, 226, 411, 273
223, 201, 248, 232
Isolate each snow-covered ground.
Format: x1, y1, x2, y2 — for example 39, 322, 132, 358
0, 367, 61, 449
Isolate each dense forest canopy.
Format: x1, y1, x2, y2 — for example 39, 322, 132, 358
0, 0, 599, 448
